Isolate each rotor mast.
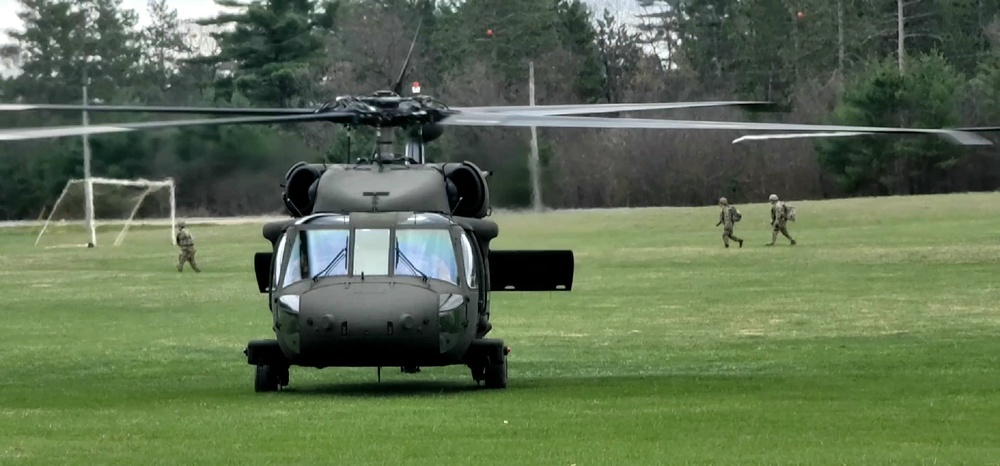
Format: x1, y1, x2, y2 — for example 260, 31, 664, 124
404, 133, 425, 164
404, 82, 426, 164
374, 127, 395, 163
368, 83, 428, 165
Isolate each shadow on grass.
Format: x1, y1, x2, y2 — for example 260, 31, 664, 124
11, 333, 995, 405
279, 380, 483, 398
264, 372, 786, 399
241, 332, 1000, 399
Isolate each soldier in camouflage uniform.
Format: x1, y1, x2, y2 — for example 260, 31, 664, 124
176, 221, 201, 272
766, 193, 796, 246
715, 197, 743, 248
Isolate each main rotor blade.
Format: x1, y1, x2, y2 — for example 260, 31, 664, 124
0, 113, 354, 141
438, 113, 992, 146
0, 103, 316, 116
958, 126, 1000, 132
454, 101, 785, 116
392, 19, 423, 96
732, 132, 872, 143
731, 126, 1000, 143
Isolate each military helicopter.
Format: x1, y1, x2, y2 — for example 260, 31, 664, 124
1, 24, 997, 392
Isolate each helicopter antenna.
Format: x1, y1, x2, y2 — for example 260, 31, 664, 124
360, 18, 423, 165
449, 196, 463, 218
391, 19, 423, 96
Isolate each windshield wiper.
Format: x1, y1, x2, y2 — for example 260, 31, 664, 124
312, 237, 348, 281
395, 239, 428, 282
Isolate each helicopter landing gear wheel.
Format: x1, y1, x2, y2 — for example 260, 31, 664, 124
483, 356, 507, 389
470, 364, 485, 383
254, 364, 288, 393
468, 339, 509, 389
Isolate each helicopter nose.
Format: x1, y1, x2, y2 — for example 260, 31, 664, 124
294, 282, 446, 366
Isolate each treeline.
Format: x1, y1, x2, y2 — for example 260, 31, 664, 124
1, 0, 999, 220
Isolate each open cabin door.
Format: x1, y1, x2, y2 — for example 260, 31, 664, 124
488, 250, 574, 292
254, 252, 272, 293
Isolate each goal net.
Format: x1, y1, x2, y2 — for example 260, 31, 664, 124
35, 177, 177, 248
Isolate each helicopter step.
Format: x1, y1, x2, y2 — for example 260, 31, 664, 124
246, 339, 290, 392
465, 338, 510, 389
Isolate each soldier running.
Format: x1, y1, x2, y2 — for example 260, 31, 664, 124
176, 221, 202, 272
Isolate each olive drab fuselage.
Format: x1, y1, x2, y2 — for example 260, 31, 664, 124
265, 211, 493, 368
248, 159, 573, 387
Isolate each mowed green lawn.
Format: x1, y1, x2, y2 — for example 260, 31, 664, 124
2, 193, 1000, 465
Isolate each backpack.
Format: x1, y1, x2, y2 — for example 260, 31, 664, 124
729, 206, 742, 222
783, 203, 796, 222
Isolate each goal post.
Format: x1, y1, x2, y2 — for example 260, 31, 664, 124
35, 177, 177, 247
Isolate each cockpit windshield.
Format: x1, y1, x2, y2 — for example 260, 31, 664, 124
395, 229, 458, 283
278, 214, 460, 288
281, 229, 350, 287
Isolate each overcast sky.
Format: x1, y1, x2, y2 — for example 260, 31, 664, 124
0, 0, 646, 34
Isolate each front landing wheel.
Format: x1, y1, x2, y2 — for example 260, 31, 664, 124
483, 355, 508, 389
483, 348, 510, 389
254, 364, 288, 392
468, 340, 510, 389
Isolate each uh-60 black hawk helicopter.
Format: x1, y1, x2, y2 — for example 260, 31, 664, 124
0, 26, 996, 393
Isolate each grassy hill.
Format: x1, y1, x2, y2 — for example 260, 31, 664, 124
1, 192, 999, 465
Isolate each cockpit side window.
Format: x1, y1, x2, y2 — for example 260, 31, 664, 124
460, 232, 478, 289
273, 230, 291, 287
281, 233, 304, 287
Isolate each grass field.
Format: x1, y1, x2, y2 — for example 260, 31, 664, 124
2, 193, 1000, 465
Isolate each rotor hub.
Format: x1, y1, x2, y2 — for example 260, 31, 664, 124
316, 94, 451, 130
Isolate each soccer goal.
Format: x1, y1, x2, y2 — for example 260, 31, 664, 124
35, 177, 177, 248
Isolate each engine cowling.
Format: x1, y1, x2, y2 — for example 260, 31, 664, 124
281, 162, 326, 217
442, 161, 489, 218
